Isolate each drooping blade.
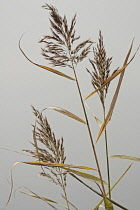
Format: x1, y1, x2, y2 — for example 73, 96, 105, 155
48, 106, 86, 124
19, 35, 75, 81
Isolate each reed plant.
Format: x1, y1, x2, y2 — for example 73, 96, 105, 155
10, 3, 139, 210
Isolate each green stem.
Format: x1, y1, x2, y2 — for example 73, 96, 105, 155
103, 104, 111, 199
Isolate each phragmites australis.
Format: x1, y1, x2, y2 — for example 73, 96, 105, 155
87, 31, 112, 105
23, 106, 67, 188
39, 4, 93, 68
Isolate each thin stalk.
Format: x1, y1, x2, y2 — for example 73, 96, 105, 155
62, 195, 79, 210
103, 103, 111, 199
59, 171, 70, 210
41, 164, 70, 209
55, 148, 70, 210
59, 168, 70, 210
70, 173, 128, 210
69, 59, 106, 196
54, 145, 70, 209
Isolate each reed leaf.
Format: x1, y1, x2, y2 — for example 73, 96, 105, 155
23, 161, 97, 170
63, 168, 108, 185
21, 192, 57, 203
48, 106, 86, 124
110, 155, 140, 162
84, 102, 102, 128
20, 191, 67, 209
94, 163, 133, 209
19, 35, 75, 81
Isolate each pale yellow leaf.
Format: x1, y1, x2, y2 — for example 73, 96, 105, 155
84, 102, 102, 127
110, 155, 140, 162
19, 35, 75, 81
23, 161, 97, 170
63, 167, 108, 185
48, 106, 86, 124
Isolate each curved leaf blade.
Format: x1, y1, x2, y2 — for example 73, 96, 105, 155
19, 35, 75, 81
110, 155, 140, 162
23, 161, 97, 170
35, 64, 75, 81
84, 102, 102, 127
21, 191, 57, 203
20, 187, 67, 209
48, 106, 86, 124
63, 168, 108, 185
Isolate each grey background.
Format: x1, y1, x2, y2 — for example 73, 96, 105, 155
0, 0, 140, 209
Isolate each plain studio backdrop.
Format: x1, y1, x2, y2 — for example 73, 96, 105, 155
0, 0, 140, 209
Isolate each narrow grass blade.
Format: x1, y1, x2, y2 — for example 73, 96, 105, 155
85, 64, 128, 100
63, 168, 108, 185
84, 102, 102, 127
21, 191, 57, 203
23, 161, 97, 170
109, 162, 133, 187
2, 162, 20, 209
48, 106, 86, 124
110, 155, 140, 162
94, 117, 103, 128
19, 35, 75, 81
20, 191, 67, 209
94, 163, 133, 209
96, 39, 138, 143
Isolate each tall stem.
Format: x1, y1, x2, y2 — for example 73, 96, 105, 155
71, 63, 106, 196
103, 103, 111, 199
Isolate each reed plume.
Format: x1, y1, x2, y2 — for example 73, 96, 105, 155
87, 31, 112, 105
39, 4, 92, 68
23, 106, 67, 188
